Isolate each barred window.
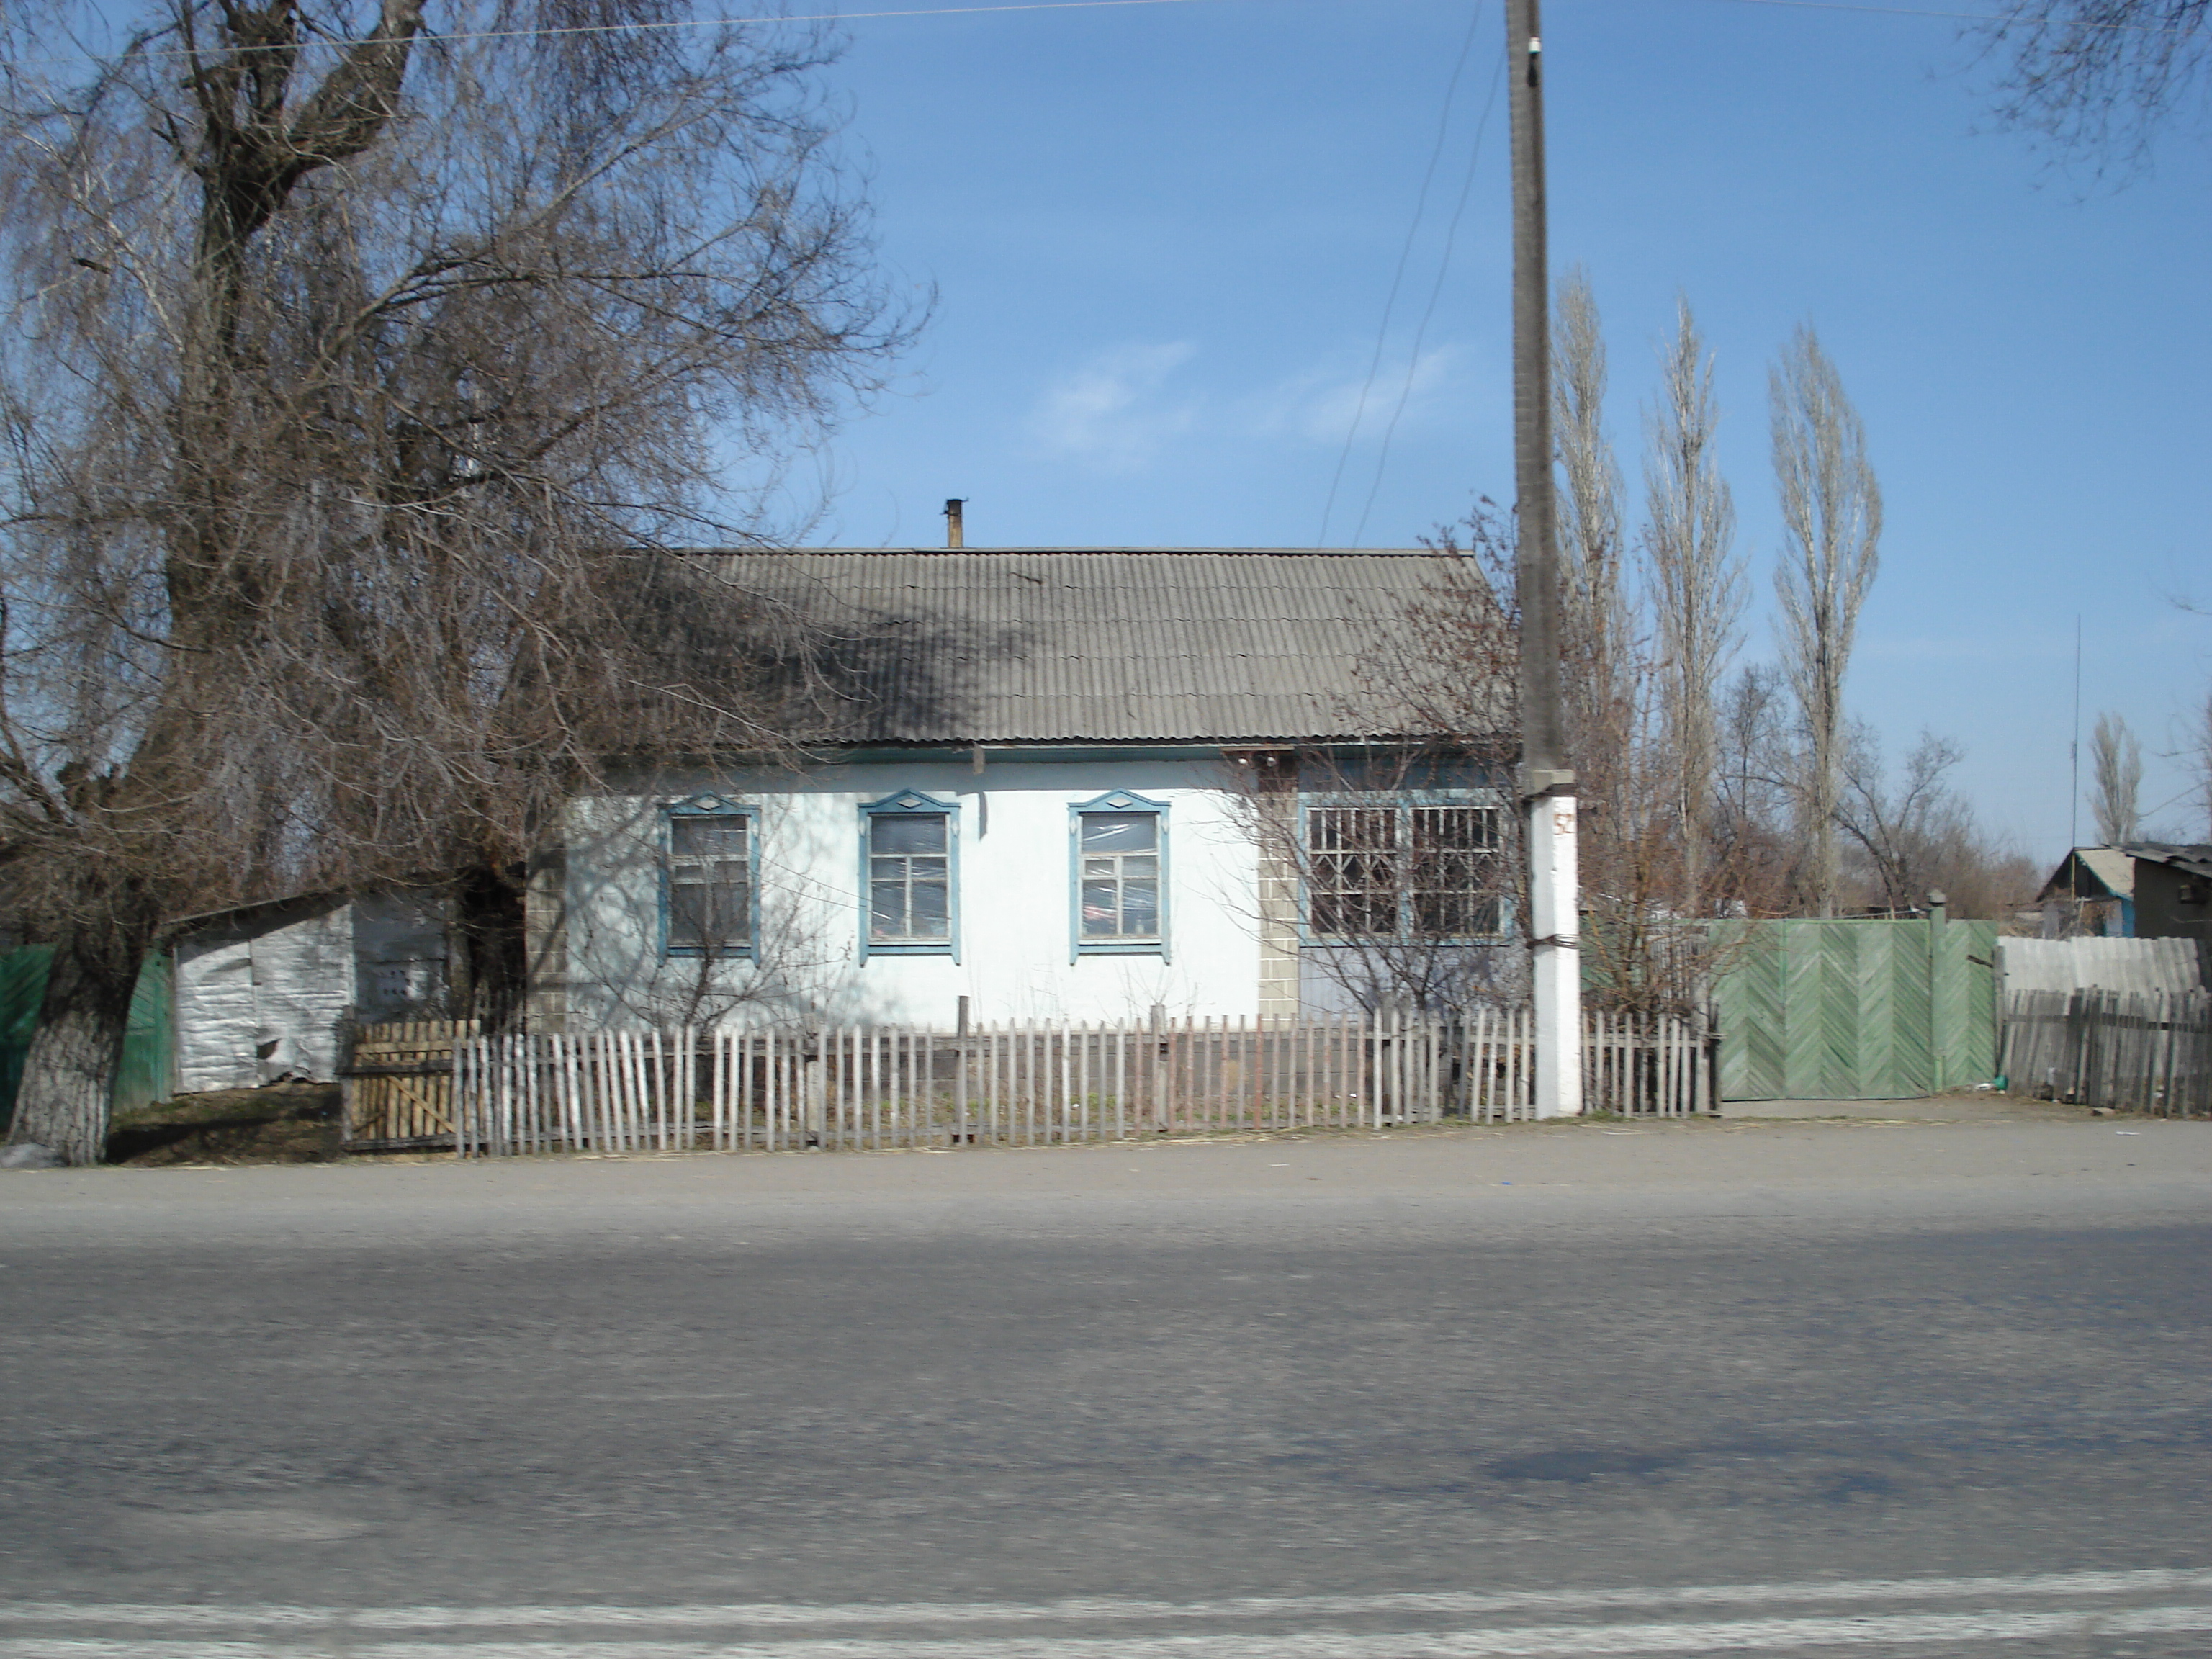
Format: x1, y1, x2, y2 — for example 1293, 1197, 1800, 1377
1307, 804, 1500, 937
667, 813, 752, 955
1410, 806, 1501, 936
1308, 806, 1401, 936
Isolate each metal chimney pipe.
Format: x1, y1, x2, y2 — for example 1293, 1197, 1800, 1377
943, 498, 965, 548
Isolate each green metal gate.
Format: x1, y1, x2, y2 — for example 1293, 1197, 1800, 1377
1711, 918, 1995, 1100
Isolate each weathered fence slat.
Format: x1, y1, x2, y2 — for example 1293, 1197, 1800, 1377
2000, 986, 2211, 1118
451, 1006, 1719, 1156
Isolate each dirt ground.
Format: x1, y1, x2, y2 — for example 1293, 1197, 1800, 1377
104, 1082, 343, 1166
1714, 1089, 2096, 1122
86, 1083, 2123, 1167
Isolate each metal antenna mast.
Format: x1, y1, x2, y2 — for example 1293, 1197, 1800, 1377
1507, 0, 1581, 1116
2064, 613, 2082, 912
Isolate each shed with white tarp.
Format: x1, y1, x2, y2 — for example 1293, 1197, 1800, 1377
172, 889, 450, 1093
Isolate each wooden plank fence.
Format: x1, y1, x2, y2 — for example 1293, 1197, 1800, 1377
2001, 989, 2212, 1118
342, 1020, 477, 1148
450, 1007, 1715, 1158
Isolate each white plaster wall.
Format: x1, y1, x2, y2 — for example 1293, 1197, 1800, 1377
562, 757, 1265, 1029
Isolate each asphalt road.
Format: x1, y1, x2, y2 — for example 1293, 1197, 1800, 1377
1, 1105, 2208, 1657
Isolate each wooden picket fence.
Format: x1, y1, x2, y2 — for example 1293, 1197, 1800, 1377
450, 1007, 1714, 1157
341, 1020, 477, 1148
2001, 989, 2212, 1118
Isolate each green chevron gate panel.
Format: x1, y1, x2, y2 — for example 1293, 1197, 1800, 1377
1712, 919, 1995, 1101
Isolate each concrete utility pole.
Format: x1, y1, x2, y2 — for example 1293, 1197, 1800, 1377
1507, 0, 1582, 1117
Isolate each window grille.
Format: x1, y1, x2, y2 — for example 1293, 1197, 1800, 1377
1308, 806, 1400, 936
1308, 803, 1500, 938
1411, 805, 1502, 936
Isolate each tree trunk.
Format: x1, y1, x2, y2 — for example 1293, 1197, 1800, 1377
7, 924, 150, 1166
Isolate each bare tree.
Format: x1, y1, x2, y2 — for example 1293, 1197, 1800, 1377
2089, 709, 2144, 842
1838, 727, 1967, 912
0, 0, 909, 1161
1642, 297, 1743, 916
1710, 662, 1797, 916
1219, 513, 1528, 1017
1550, 271, 1674, 998
1974, 0, 2212, 163
1400, 503, 1714, 1016
1321, 487, 1791, 1017
1837, 725, 2038, 920
1771, 323, 1881, 918
2192, 685, 2212, 840
1551, 269, 1632, 790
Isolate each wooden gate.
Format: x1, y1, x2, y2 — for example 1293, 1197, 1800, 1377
342, 1020, 476, 1148
1711, 919, 1995, 1100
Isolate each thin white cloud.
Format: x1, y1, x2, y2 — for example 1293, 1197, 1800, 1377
1027, 342, 1200, 472
1247, 343, 1473, 446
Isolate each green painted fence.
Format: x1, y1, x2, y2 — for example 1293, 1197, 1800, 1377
0, 948, 174, 1129
1709, 918, 1996, 1100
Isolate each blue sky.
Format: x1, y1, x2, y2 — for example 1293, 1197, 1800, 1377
788, 0, 2211, 864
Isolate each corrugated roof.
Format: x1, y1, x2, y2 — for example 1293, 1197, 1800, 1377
1997, 936, 2203, 996
2036, 843, 2212, 904
704, 549, 1497, 745
2122, 842, 2212, 881
2038, 845, 2135, 901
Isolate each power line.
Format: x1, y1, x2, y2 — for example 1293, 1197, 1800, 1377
1316, 0, 1486, 551
1347, 40, 1504, 552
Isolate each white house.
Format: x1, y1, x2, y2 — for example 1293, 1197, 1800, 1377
529, 549, 1514, 1032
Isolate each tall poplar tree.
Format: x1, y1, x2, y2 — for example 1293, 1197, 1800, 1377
1771, 324, 1881, 918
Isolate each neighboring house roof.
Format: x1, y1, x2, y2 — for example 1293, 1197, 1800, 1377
2036, 843, 2212, 905
2121, 842, 2212, 881
703, 549, 1494, 746
2037, 845, 2136, 902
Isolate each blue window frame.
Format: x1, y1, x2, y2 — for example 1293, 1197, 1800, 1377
1303, 798, 1503, 941
661, 795, 759, 958
1069, 791, 1169, 960
860, 791, 959, 958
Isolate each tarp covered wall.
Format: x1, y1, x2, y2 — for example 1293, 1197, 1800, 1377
0, 948, 174, 1128
172, 891, 448, 1093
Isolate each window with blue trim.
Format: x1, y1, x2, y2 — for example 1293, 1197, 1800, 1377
1071, 792, 1167, 956
664, 801, 756, 957
861, 791, 958, 953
